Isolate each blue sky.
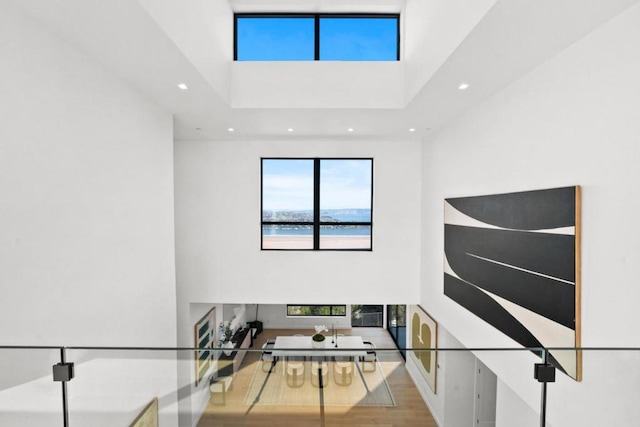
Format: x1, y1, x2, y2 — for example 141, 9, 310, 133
262, 159, 372, 211
237, 17, 315, 61
319, 17, 398, 61
237, 16, 397, 61
262, 160, 314, 211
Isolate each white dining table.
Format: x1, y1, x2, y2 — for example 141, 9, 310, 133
272, 335, 368, 358
271, 335, 369, 387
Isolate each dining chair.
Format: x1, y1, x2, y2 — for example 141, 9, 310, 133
209, 375, 233, 406
310, 358, 328, 388
260, 339, 277, 372
360, 340, 377, 372
333, 356, 353, 386
286, 356, 305, 388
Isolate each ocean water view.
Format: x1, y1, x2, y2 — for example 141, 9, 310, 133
262, 226, 371, 236
319, 209, 371, 222
262, 208, 372, 244
262, 208, 371, 222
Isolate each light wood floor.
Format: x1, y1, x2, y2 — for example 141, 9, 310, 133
198, 328, 437, 427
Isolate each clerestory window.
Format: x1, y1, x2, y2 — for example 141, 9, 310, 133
287, 305, 347, 317
235, 14, 400, 61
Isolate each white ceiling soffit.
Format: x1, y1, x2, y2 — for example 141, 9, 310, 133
229, 0, 402, 14
142, 0, 495, 110
9, 0, 228, 120
403, 0, 497, 104
138, 0, 234, 105
8, 0, 640, 141
403, 0, 640, 129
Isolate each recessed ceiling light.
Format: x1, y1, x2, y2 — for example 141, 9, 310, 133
177, 83, 188, 90
458, 83, 469, 90
227, 128, 234, 132
409, 128, 416, 132
287, 128, 294, 132
347, 128, 354, 132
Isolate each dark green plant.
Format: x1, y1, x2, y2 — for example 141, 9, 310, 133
312, 325, 328, 341
312, 333, 326, 342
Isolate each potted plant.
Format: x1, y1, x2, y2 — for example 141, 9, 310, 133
312, 325, 328, 349
220, 323, 235, 356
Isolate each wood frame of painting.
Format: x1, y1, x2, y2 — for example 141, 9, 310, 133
194, 307, 216, 386
129, 397, 158, 427
444, 186, 581, 381
409, 305, 438, 394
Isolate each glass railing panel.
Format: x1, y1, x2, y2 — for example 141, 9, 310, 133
201, 330, 444, 427
204, 347, 322, 427
15, 339, 638, 426
65, 348, 182, 427
405, 347, 640, 427
433, 348, 542, 427
194, 335, 511, 427
205, 347, 418, 427
545, 349, 640, 427
0, 347, 63, 426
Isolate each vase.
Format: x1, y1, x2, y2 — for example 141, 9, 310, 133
312, 339, 325, 349
223, 341, 234, 356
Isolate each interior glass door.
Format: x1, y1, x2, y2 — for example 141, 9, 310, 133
387, 305, 407, 359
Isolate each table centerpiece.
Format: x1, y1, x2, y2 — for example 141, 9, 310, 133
312, 325, 328, 349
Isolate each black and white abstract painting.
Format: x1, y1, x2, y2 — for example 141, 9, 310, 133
444, 186, 581, 380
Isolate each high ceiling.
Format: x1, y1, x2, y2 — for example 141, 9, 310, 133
11, 0, 640, 141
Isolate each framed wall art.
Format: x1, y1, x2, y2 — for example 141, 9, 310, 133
129, 397, 158, 427
444, 186, 581, 380
194, 307, 216, 386
409, 305, 438, 393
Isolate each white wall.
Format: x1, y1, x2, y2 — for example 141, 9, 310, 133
139, 0, 234, 103
174, 138, 422, 307
403, 0, 496, 103
174, 138, 422, 423
495, 378, 538, 427
249, 304, 352, 330
407, 324, 480, 427
0, 3, 178, 425
230, 62, 404, 108
419, 3, 640, 426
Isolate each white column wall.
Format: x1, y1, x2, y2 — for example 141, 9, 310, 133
420, 3, 640, 426
0, 3, 178, 426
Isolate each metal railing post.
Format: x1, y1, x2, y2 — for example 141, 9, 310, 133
534, 349, 555, 427
53, 347, 74, 427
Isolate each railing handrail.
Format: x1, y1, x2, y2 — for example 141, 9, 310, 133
2, 344, 640, 351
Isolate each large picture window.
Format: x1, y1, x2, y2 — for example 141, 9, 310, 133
261, 158, 373, 250
235, 14, 399, 61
